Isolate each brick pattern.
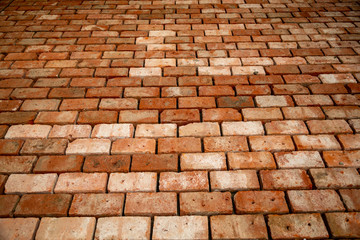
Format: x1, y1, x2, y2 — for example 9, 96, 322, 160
0, 0, 359, 238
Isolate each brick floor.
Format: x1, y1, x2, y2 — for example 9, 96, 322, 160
0, 0, 359, 238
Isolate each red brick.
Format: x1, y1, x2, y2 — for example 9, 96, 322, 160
60, 68, 94, 77
265, 65, 300, 75
288, 190, 345, 212
21, 139, 67, 155
228, 152, 276, 170
0, 218, 39, 240
0, 112, 37, 125
135, 124, 176, 138
202, 108, 242, 122
33, 155, 84, 173
99, 98, 137, 110
0, 139, 23, 155
325, 212, 360, 238
78, 111, 118, 125
108, 172, 157, 192
310, 168, 360, 189
323, 150, 360, 167
0, 195, 19, 217
35, 111, 78, 124
323, 106, 360, 119
119, 110, 158, 123
0, 100, 22, 111
158, 137, 201, 153
180, 192, 232, 215
49, 88, 85, 98
265, 120, 308, 135
143, 77, 177, 87
69, 193, 124, 217
293, 135, 341, 150
204, 136, 249, 152
161, 109, 200, 124
5, 173, 57, 194
125, 192, 177, 216
11, 88, 49, 99
159, 171, 209, 192
60, 99, 98, 111
261, 169, 313, 190
14, 194, 71, 217
95, 217, 151, 240
242, 108, 283, 121
234, 191, 288, 214
83, 155, 130, 173
339, 189, 360, 211
178, 97, 216, 109
36, 217, 96, 240
211, 215, 268, 240
268, 214, 329, 239
49, 125, 91, 139
131, 154, 178, 172
112, 138, 156, 154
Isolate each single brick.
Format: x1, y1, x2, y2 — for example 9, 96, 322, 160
228, 152, 276, 170
69, 193, 124, 217
242, 108, 283, 121
204, 136, 249, 152
180, 192, 232, 215
217, 96, 254, 108
131, 154, 178, 172
5, 173, 57, 194
288, 190, 345, 212
307, 120, 353, 134
111, 138, 156, 154
108, 172, 157, 192
181, 153, 226, 171
153, 216, 208, 240
310, 168, 360, 189
36, 217, 96, 240
135, 124, 177, 138
179, 122, 220, 137
66, 139, 111, 155
83, 155, 130, 173
211, 215, 268, 240
234, 191, 288, 214
99, 98, 138, 110
293, 135, 341, 150
95, 217, 151, 240
161, 109, 200, 125
178, 97, 216, 109
60, 99, 99, 111
323, 150, 360, 167
339, 189, 360, 211
91, 124, 134, 139
119, 110, 159, 124
0, 156, 37, 174
261, 169, 312, 190
21, 139, 68, 155
222, 121, 264, 136
55, 172, 107, 194
0, 195, 19, 217
14, 194, 71, 217
268, 214, 329, 239
338, 134, 360, 150
255, 95, 294, 107
35, 111, 78, 124
249, 135, 294, 152
5, 124, 51, 139
77, 111, 118, 125
202, 108, 242, 122
274, 151, 324, 169
210, 170, 259, 191
125, 192, 177, 216
158, 137, 202, 153
0, 112, 37, 125
159, 171, 209, 192
33, 155, 84, 173
0, 218, 39, 240
48, 125, 92, 139
265, 120, 309, 135
326, 212, 360, 238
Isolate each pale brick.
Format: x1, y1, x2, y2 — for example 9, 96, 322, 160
5, 124, 51, 139
210, 170, 259, 191
91, 124, 134, 139
5, 173, 57, 194
222, 121, 264, 136
66, 139, 111, 155
49, 125, 91, 139
228, 152, 276, 170
111, 138, 156, 154
274, 151, 325, 169
135, 124, 177, 138
179, 122, 220, 137
310, 168, 360, 189
108, 172, 157, 192
181, 153, 227, 171
55, 173, 108, 193
0, 218, 39, 240
159, 171, 209, 192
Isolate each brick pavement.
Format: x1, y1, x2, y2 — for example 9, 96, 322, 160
0, 0, 359, 238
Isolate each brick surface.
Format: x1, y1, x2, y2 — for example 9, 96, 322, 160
108, 172, 157, 192
55, 173, 107, 193
339, 189, 360, 211
261, 169, 312, 190
274, 151, 324, 169
95, 217, 151, 240
0, 218, 39, 240
310, 168, 360, 189
210, 170, 259, 191
0, 156, 37, 174
0, 195, 19, 217
5, 174, 57, 194
153, 216, 208, 240
211, 215, 268, 240
69, 193, 124, 217
159, 171, 209, 192
326, 212, 360, 238
268, 214, 329, 239
36, 217, 96, 240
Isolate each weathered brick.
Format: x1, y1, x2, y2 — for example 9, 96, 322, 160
91, 124, 134, 139
228, 152, 276, 170
0, 139, 24, 155
222, 121, 264, 136
210, 170, 259, 191
125, 192, 177, 216
326, 212, 360, 238
181, 153, 226, 171
243, 108, 283, 121
339, 189, 360, 211
66, 139, 111, 155
153, 216, 208, 240
0, 218, 39, 240
211, 215, 268, 240
159, 171, 209, 192
135, 124, 176, 138
161, 109, 200, 125
5, 124, 51, 139
261, 169, 312, 190
234, 191, 288, 214
83, 155, 130, 173
14, 194, 71, 217
95, 217, 151, 240
293, 135, 341, 150
21, 139, 68, 155
119, 110, 159, 123
0, 195, 19, 217
112, 138, 156, 154
36, 217, 96, 240
0, 156, 36, 174
179, 122, 220, 137
33, 155, 83, 173
310, 168, 360, 189
282, 107, 325, 120
131, 154, 178, 172
274, 151, 324, 169
5, 173, 57, 194
204, 136, 249, 152
69, 193, 124, 217
108, 172, 157, 192
265, 120, 308, 135
268, 214, 329, 239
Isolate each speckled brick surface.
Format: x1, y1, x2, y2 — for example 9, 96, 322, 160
0, 0, 359, 238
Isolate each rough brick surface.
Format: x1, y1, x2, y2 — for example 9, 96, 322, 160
0, 0, 359, 236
